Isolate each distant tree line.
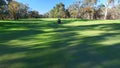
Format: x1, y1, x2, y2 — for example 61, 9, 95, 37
0, 0, 41, 20
44, 0, 120, 20
0, 0, 120, 20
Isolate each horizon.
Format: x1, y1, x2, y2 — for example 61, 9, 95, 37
15, 0, 118, 14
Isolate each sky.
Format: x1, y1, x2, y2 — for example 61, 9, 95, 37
16, 0, 76, 14
15, 0, 107, 14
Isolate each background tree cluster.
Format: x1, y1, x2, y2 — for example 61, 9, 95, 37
45, 0, 120, 20
48, 3, 69, 18
0, 0, 120, 20
0, 0, 41, 20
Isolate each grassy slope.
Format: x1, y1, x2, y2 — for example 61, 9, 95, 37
0, 19, 120, 68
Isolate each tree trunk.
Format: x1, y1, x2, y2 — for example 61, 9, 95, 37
104, 1, 109, 20
104, 7, 108, 20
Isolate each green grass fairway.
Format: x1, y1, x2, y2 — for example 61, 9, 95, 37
0, 19, 120, 68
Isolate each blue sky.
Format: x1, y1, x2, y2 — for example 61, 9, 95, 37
16, 0, 107, 14
16, 0, 76, 14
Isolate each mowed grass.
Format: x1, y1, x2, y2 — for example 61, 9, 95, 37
0, 18, 120, 68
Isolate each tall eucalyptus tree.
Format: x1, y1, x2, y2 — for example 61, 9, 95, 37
104, 0, 115, 19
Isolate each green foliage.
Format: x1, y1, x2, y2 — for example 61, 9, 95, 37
28, 11, 40, 18
0, 0, 6, 6
1, 0, 120, 20
49, 2, 67, 18
0, 0, 40, 20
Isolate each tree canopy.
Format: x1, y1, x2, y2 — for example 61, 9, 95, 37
0, 0, 120, 20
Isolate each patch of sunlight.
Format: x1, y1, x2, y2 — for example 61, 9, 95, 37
2, 39, 46, 47
7, 28, 29, 30
95, 26, 112, 30
63, 21, 102, 26
76, 62, 90, 68
0, 52, 26, 62
77, 30, 105, 37
100, 39, 120, 45
0, 21, 15, 22
43, 28, 54, 32
96, 35, 120, 45
106, 31, 120, 33
30, 45, 50, 49
63, 21, 85, 26
76, 62, 103, 68
103, 59, 120, 66
33, 33, 54, 40
63, 20, 120, 26
2, 40, 33, 46
10, 63, 27, 68
40, 18, 58, 21
54, 28, 67, 31
69, 41, 82, 47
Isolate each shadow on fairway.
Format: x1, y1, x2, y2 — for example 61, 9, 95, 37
0, 19, 120, 68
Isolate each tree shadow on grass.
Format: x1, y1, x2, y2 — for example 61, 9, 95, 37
0, 30, 45, 43
0, 19, 120, 68
1, 33, 120, 68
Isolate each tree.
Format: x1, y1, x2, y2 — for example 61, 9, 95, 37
93, 4, 105, 19
8, 1, 30, 20
44, 12, 49, 18
0, 0, 6, 6
28, 10, 40, 18
49, 2, 66, 18
104, 0, 115, 20
49, 9, 55, 18
0, 0, 40, 20
58, 3, 66, 18
0, 0, 7, 20
67, 3, 78, 18
83, 0, 98, 19
8, 1, 20, 20
106, 4, 120, 19
65, 9, 70, 18
17, 3, 29, 18
67, 0, 99, 19
67, 1, 83, 18
0, 0, 15, 20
